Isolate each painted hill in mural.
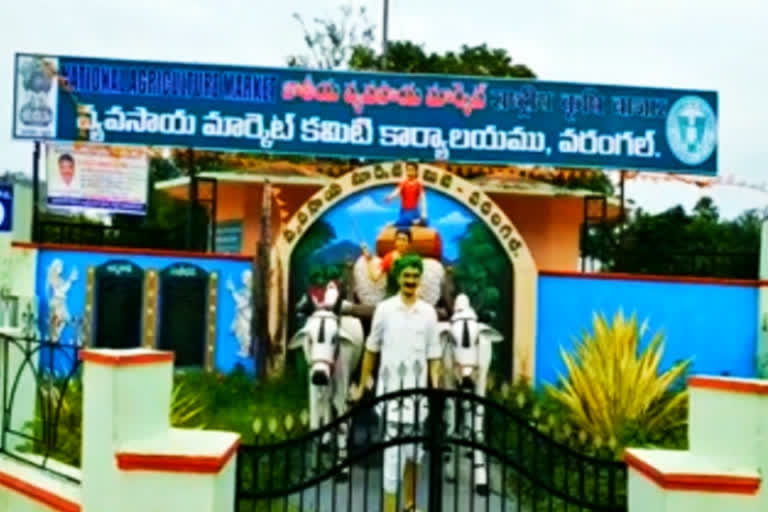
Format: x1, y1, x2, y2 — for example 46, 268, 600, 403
313, 240, 362, 265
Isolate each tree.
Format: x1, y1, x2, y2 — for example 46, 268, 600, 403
583, 197, 762, 279
287, 3, 535, 78
287, 4, 375, 70
349, 41, 535, 78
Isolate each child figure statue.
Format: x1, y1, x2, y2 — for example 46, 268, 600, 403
384, 162, 428, 227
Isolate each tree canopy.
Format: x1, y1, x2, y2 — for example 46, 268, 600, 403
287, 4, 535, 78
349, 41, 535, 78
583, 197, 763, 279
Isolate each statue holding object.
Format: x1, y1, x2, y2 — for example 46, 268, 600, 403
384, 161, 429, 228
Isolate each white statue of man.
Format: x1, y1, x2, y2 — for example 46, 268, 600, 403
226, 269, 252, 358
46, 259, 78, 343
349, 254, 442, 512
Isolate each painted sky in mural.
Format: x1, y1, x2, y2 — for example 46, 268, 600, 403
321, 185, 475, 263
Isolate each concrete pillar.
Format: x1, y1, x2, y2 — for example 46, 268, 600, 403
625, 375, 767, 512
80, 348, 239, 512
756, 219, 768, 377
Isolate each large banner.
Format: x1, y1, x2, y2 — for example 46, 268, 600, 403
13, 53, 718, 175
45, 143, 149, 215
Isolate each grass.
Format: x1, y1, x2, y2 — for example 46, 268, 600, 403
172, 362, 309, 444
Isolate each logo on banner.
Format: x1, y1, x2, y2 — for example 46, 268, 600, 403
0, 185, 13, 233
14, 55, 59, 139
666, 95, 717, 166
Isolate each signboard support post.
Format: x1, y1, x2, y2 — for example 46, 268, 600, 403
382, 0, 390, 56
252, 180, 272, 380
31, 141, 40, 242
185, 148, 197, 251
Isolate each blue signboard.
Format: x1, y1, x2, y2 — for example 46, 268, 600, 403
0, 184, 13, 233
215, 221, 243, 253
12, 53, 718, 175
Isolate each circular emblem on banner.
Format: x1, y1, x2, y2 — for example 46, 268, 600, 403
666, 95, 717, 166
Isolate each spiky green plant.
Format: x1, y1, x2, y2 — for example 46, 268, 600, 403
19, 378, 207, 467
170, 380, 206, 428
546, 310, 690, 453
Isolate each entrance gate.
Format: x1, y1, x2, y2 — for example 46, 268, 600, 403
235, 388, 627, 512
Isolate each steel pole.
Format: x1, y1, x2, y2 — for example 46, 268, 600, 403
382, 0, 390, 56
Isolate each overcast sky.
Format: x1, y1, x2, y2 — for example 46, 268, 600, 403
1, 0, 766, 218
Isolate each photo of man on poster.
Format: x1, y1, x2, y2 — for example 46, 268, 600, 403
57, 153, 76, 187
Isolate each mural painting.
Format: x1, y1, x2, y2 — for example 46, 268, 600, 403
45, 258, 79, 345
227, 269, 253, 358
272, 161, 538, 382
34, 249, 254, 375
289, 169, 515, 378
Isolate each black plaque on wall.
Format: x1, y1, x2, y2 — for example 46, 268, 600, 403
93, 260, 144, 349
158, 263, 209, 367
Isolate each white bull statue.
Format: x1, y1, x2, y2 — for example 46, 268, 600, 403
439, 293, 504, 495
288, 283, 365, 469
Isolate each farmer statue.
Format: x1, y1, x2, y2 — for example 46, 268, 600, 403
350, 253, 442, 512
361, 227, 413, 297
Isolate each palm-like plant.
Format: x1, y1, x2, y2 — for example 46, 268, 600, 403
170, 380, 207, 428
21, 378, 207, 468
546, 310, 690, 449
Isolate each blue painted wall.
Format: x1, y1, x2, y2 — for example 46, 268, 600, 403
536, 274, 758, 387
35, 248, 254, 375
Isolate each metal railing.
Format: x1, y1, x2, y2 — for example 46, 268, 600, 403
0, 334, 82, 483
36, 220, 189, 251
604, 249, 758, 279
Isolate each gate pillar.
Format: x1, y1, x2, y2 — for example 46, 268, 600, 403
80, 348, 240, 512
624, 375, 765, 512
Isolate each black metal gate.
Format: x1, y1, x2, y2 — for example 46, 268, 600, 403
235, 388, 627, 512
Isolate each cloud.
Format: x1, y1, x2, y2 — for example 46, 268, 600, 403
437, 211, 473, 226
347, 196, 392, 214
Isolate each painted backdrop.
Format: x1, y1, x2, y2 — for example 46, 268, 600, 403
289, 184, 515, 377
35, 248, 254, 375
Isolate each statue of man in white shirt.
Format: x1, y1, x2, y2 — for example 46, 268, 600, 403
349, 253, 442, 512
